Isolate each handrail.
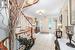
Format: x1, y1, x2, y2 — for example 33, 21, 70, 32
0, 36, 9, 43
15, 27, 33, 39
20, 0, 39, 27
21, 11, 33, 26
23, 0, 39, 9
16, 29, 31, 35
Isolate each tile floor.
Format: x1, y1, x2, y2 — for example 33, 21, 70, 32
31, 33, 56, 50
17, 33, 75, 50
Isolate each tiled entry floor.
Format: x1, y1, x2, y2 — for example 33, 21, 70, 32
31, 33, 55, 50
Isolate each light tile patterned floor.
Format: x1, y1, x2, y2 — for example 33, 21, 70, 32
31, 33, 55, 50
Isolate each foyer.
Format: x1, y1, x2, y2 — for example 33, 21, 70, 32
0, 0, 75, 50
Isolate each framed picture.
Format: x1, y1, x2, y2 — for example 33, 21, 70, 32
70, 0, 75, 25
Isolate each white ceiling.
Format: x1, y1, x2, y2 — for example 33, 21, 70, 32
23, 0, 67, 18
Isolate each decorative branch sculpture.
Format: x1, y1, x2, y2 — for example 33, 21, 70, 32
9, 0, 39, 50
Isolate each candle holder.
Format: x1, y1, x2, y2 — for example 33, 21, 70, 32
66, 33, 75, 48
65, 26, 75, 48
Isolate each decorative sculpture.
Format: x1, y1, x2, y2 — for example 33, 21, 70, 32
9, 0, 39, 50
65, 26, 75, 48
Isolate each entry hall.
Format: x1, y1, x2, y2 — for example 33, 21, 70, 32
0, 0, 75, 50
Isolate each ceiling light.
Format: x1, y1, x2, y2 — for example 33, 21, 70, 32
36, 9, 45, 15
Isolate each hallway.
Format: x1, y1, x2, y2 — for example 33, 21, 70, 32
0, 0, 75, 50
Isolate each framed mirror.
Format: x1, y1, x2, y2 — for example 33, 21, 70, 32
70, 0, 75, 25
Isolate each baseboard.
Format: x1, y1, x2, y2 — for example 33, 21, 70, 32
40, 32, 49, 34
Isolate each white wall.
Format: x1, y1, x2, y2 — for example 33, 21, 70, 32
0, 7, 9, 50
0, 8, 9, 41
61, 0, 75, 39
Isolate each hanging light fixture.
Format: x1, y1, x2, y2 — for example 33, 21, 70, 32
36, 9, 45, 15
